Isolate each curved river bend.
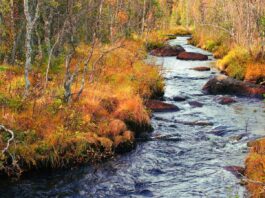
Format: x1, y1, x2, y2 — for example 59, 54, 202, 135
1, 37, 265, 198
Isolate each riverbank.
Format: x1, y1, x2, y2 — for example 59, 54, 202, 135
0, 38, 165, 177
189, 31, 265, 85
188, 29, 265, 197
0, 26, 192, 177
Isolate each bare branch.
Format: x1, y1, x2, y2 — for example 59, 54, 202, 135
0, 124, 14, 154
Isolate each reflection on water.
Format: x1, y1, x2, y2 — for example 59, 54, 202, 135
0, 36, 264, 198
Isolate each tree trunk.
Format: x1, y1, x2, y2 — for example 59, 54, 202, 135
23, 0, 39, 91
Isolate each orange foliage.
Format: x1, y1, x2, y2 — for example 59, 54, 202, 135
117, 11, 129, 24
245, 138, 265, 198
245, 63, 265, 83
0, 38, 164, 176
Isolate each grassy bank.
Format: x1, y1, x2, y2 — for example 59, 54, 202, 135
144, 26, 191, 51
245, 138, 265, 197
0, 38, 164, 177
189, 30, 265, 83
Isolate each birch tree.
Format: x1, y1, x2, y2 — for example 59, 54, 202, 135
23, 0, 39, 91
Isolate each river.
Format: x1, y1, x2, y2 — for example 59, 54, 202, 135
0, 36, 265, 198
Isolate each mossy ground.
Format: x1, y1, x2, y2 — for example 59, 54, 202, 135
0, 38, 164, 177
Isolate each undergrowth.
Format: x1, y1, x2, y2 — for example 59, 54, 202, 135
0, 38, 164, 177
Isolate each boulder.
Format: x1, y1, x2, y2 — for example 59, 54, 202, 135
177, 52, 208, 61
146, 100, 180, 112
224, 166, 245, 178
191, 66, 211, 71
150, 45, 185, 57
188, 101, 204, 108
218, 97, 237, 105
203, 75, 265, 98
172, 96, 187, 102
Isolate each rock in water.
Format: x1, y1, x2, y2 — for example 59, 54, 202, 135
172, 96, 187, 102
224, 166, 245, 178
218, 97, 237, 105
191, 66, 211, 71
150, 45, 185, 57
188, 101, 204, 108
177, 52, 208, 61
145, 100, 180, 112
203, 75, 265, 98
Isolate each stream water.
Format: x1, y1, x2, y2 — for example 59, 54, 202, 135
1, 37, 265, 198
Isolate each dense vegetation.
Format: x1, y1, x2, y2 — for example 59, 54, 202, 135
0, 1, 265, 197
0, 0, 176, 176
177, 0, 265, 83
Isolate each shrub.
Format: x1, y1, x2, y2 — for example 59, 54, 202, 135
217, 47, 250, 80
245, 63, 265, 83
145, 41, 165, 51
203, 39, 221, 52
168, 26, 191, 36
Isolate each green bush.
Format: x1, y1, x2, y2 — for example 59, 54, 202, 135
145, 41, 165, 51
204, 40, 221, 52
217, 47, 250, 80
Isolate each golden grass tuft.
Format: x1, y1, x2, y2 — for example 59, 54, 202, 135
245, 63, 265, 83
113, 97, 150, 126
245, 138, 265, 197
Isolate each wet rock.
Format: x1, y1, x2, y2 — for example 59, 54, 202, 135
150, 45, 185, 57
172, 96, 187, 102
169, 124, 178, 128
230, 134, 248, 142
193, 120, 213, 126
209, 130, 227, 137
188, 101, 204, 108
153, 116, 172, 122
218, 97, 237, 105
203, 75, 265, 98
151, 134, 182, 142
177, 52, 208, 61
115, 141, 136, 154
191, 66, 211, 71
139, 189, 153, 197
146, 100, 180, 112
148, 168, 164, 175
174, 119, 213, 126
224, 166, 245, 178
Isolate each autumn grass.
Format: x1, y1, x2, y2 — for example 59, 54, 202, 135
245, 138, 265, 198
138, 26, 191, 51
0, 39, 164, 177
189, 28, 265, 82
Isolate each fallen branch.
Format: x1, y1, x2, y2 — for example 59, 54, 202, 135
0, 124, 14, 154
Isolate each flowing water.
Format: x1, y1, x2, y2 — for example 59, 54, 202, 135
1, 37, 265, 198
